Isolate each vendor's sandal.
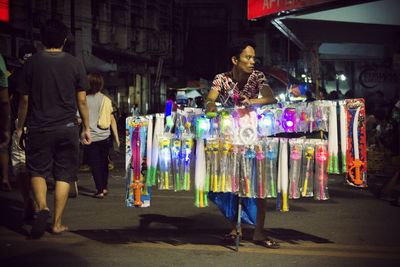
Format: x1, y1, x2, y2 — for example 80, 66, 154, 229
223, 233, 242, 244
254, 239, 280, 249
30, 209, 50, 239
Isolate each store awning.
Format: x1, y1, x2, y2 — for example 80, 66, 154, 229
249, 0, 400, 58
83, 53, 117, 73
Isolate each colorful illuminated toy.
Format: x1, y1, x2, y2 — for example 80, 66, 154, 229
282, 108, 297, 133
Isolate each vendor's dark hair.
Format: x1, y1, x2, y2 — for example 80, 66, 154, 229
228, 40, 256, 61
41, 19, 68, 48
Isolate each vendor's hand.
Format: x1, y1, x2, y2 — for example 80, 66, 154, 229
206, 101, 217, 112
240, 95, 251, 106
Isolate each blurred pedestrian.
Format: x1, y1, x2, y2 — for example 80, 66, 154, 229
0, 54, 11, 191
16, 19, 91, 238
8, 44, 37, 217
84, 73, 120, 199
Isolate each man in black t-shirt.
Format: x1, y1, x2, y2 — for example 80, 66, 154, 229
16, 19, 91, 239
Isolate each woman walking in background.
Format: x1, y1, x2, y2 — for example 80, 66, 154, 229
85, 73, 120, 198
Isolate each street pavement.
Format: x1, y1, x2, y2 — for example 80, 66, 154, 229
0, 151, 399, 267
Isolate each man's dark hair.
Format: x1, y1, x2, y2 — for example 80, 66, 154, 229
41, 19, 68, 49
228, 40, 256, 61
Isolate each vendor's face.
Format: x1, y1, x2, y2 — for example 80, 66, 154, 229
233, 46, 255, 74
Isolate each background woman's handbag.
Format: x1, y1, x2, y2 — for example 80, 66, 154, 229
97, 95, 113, 129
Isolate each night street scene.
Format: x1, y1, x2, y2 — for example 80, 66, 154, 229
0, 0, 400, 266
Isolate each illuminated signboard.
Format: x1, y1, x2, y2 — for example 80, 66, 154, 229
248, 0, 338, 20
0, 0, 9, 22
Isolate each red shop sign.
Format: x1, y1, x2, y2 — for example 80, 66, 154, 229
0, 0, 9, 23
248, 0, 338, 20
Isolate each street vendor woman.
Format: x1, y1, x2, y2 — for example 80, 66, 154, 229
205, 41, 280, 248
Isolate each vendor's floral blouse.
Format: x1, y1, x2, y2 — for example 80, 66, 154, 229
210, 70, 269, 108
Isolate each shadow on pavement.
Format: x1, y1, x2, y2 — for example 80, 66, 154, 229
0, 194, 29, 236
2, 248, 89, 266
71, 213, 332, 247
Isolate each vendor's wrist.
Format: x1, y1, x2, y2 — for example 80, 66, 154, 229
205, 100, 215, 107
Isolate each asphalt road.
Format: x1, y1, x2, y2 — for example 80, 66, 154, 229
1, 151, 399, 267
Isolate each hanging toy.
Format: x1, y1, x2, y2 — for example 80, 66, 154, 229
171, 139, 182, 191
231, 145, 240, 193
339, 100, 348, 174
182, 136, 194, 191
258, 111, 275, 137
131, 125, 143, 206
301, 142, 315, 197
204, 140, 213, 192
220, 111, 234, 140
211, 140, 220, 192
314, 141, 329, 200
289, 139, 303, 199
195, 115, 210, 140
195, 138, 207, 207
148, 113, 165, 186
265, 138, 278, 198
220, 141, 232, 192
346, 101, 367, 187
282, 108, 297, 133
255, 144, 266, 198
158, 136, 173, 190
278, 138, 289, 211
328, 101, 339, 174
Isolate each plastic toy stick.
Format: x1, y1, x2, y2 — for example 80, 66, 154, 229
145, 115, 153, 186
212, 141, 220, 192
183, 137, 193, 190
159, 137, 171, 190
289, 144, 302, 199
316, 145, 328, 200
281, 139, 289, 212
231, 146, 239, 192
241, 147, 250, 197
309, 104, 314, 133
244, 146, 256, 197
149, 114, 164, 186
256, 145, 265, 198
348, 107, 365, 186
172, 139, 181, 191
131, 126, 143, 206
205, 143, 212, 192
266, 144, 277, 198
302, 146, 314, 197
339, 101, 347, 173
220, 142, 232, 192
195, 138, 206, 207
276, 138, 289, 211
328, 102, 339, 174
165, 100, 174, 132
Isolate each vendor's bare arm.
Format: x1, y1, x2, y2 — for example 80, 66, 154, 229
253, 84, 277, 105
206, 89, 219, 112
